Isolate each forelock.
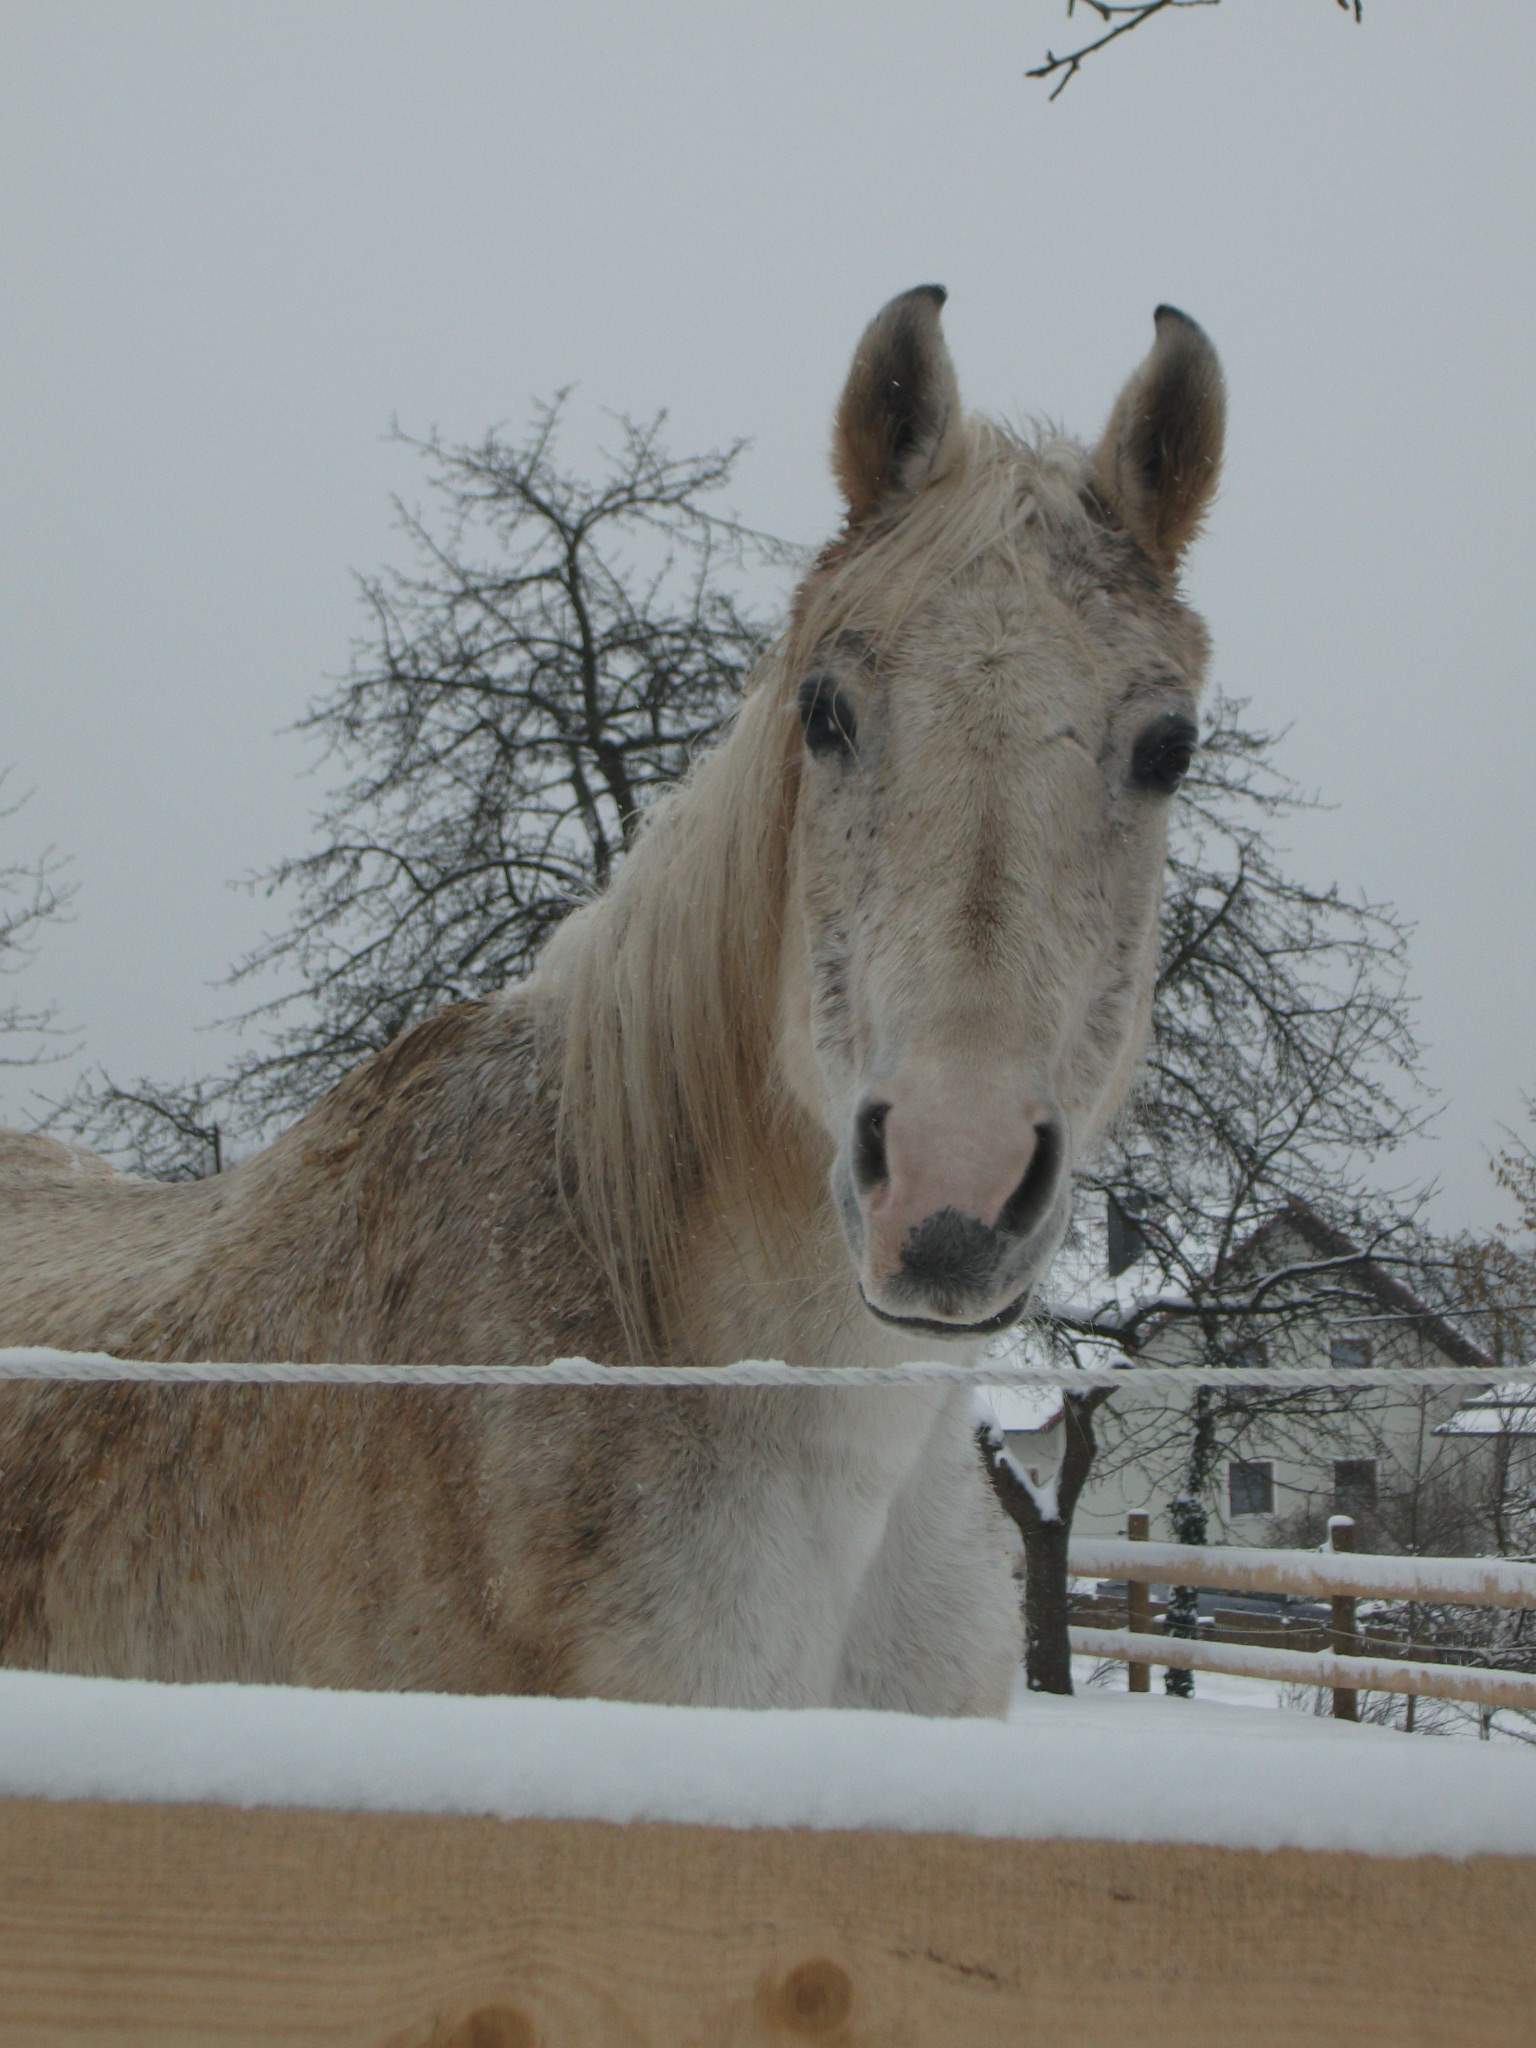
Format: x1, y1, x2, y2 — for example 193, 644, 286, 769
785, 418, 1163, 677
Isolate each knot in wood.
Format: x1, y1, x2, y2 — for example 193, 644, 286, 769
774, 1956, 853, 2034
430, 2007, 535, 2048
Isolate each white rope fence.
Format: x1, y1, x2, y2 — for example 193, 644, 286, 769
3, 1347, 1533, 1394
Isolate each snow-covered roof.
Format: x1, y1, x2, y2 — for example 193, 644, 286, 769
1436, 1381, 1536, 1438
1222, 1202, 1498, 1373
1467, 1380, 1536, 1405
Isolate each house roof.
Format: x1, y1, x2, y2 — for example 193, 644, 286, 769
1248, 1200, 1497, 1373
1435, 1380, 1536, 1438
1139, 1197, 1497, 1374
1435, 1407, 1536, 1438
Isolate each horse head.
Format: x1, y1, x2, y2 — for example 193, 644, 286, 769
777, 286, 1225, 1338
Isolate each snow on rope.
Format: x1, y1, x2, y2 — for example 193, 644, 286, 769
2, 1346, 1533, 1394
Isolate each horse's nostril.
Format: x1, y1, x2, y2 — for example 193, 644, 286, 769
853, 1100, 890, 1191
998, 1120, 1063, 1240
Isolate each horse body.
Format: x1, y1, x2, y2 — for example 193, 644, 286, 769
0, 288, 1224, 1712
0, 1002, 1008, 1710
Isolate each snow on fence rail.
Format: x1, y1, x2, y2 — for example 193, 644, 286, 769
1066, 1627, 1536, 1715
1066, 1536, 1536, 1610
1067, 1529, 1536, 1716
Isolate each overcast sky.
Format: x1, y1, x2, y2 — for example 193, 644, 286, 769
3, 2, 1532, 1233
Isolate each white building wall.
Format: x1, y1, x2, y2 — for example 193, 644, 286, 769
1012, 1219, 1498, 1550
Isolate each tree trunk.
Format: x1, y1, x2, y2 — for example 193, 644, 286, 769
1021, 1513, 1076, 1694
980, 1389, 1110, 1695
1164, 1387, 1216, 1698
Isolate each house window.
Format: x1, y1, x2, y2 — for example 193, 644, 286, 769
1333, 1459, 1378, 1513
1228, 1460, 1274, 1517
1330, 1337, 1371, 1370
1229, 1339, 1268, 1371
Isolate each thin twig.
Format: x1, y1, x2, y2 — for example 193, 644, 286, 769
1027, 0, 1220, 102
1027, 1, 1360, 102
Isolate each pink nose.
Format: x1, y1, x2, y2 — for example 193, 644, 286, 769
854, 1080, 1063, 1296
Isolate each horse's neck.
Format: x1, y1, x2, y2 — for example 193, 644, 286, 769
666, 1150, 834, 1365
535, 675, 972, 1375
669, 1133, 992, 1373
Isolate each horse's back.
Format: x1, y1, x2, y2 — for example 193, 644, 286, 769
0, 1129, 122, 1190
0, 1127, 200, 1354
0, 998, 589, 1364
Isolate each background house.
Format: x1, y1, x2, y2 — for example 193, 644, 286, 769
992, 1202, 1510, 1558
1433, 1382, 1536, 1557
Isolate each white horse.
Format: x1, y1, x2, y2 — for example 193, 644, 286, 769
0, 287, 1224, 1712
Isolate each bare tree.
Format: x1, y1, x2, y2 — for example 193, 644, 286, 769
981, 695, 1447, 1692
50, 1073, 225, 1181
985, 1259, 1453, 1698
1451, 1214, 1535, 1557
63, 400, 783, 1170
1072, 1117, 1535, 1702
1027, 0, 1363, 102
1402, 1104, 1536, 1741
220, 399, 782, 1136
1269, 1402, 1535, 1744
1487, 1096, 1536, 1268
0, 771, 76, 1072
981, 1386, 1112, 1694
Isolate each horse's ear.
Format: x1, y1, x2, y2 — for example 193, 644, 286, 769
1093, 306, 1225, 571
832, 285, 964, 527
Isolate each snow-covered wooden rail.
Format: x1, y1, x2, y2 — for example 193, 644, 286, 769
1068, 1534, 1536, 1713
1068, 1535, 1536, 1610
3, 1676, 1536, 2045
1068, 1626, 1536, 1714
3, 1361, 1533, 2040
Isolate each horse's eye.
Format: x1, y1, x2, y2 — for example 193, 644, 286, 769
798, 673, 858, 757
1129, 714, 1198, 795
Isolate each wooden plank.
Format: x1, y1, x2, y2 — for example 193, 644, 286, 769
1069, 1537, 1536, 1609
1070, 1626, 1536, 1712
1, 1798, 1534, 2047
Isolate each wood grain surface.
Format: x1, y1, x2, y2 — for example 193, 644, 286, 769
2, 1798, 1533, 2046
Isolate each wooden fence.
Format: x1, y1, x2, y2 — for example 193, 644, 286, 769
1068, 1514, 1536, 1717
5, 1800, 1536, 2046
5, 1517, 1535, 2039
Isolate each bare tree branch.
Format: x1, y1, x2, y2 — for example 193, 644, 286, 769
62, 401, 782, 1172
1027, 1, 1362, 102
0, 770, 77, 1070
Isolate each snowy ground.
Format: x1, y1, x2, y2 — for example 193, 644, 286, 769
1066, 1656, 1291, 1714
1067, 1652, 1535, 1743
2, 1666, 1532, 1861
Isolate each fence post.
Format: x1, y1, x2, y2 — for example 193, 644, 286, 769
1330, 1516, 1359, 1722
1126, 1511, 1151, 1694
